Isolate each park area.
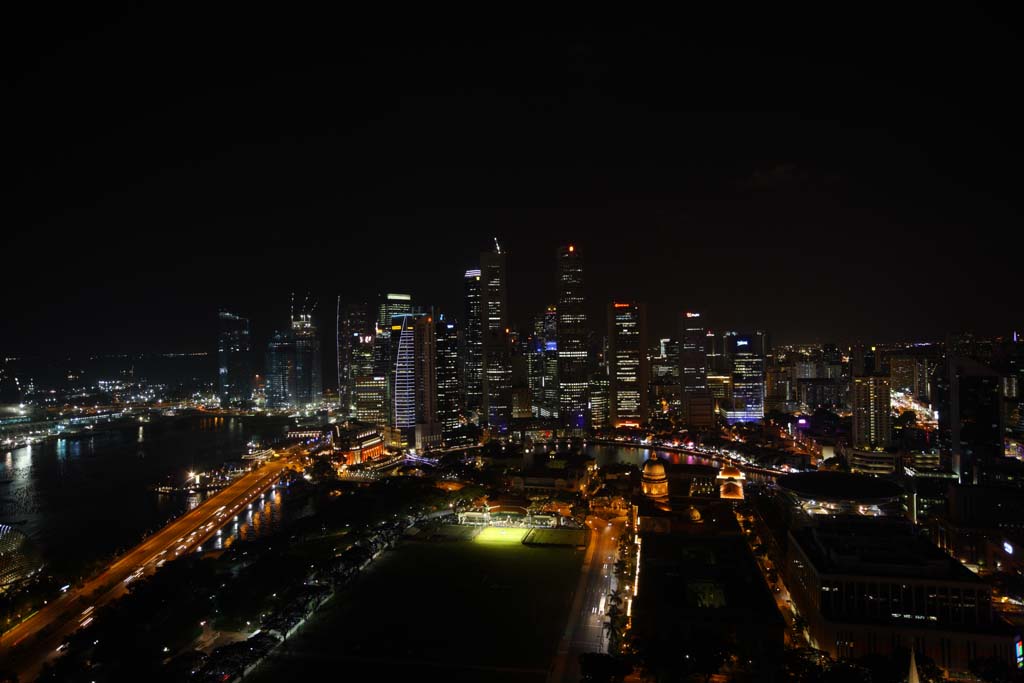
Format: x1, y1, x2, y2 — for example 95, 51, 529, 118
250, 526, 586, 682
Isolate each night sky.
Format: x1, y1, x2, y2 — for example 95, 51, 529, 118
5, 8, 1022, 366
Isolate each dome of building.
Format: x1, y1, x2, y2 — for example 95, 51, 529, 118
641, 457, 669, 501
0, 524, 44, 592
642, 458, 666, 479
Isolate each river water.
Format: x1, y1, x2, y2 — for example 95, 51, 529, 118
0, 415, 292, 580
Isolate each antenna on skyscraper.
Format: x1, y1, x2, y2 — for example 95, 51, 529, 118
494, 237, 502, 254
289, 292, 295, 322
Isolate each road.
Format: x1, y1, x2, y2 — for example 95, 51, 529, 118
548, 515, 623, 683
0, 446, 302, 681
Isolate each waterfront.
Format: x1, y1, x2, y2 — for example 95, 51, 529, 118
0, 415, 293, 579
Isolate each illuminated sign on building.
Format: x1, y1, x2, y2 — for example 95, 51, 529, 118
685, 312, 700, 318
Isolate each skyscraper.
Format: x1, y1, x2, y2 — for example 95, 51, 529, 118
337, 301, 373, 416
265, 330, 296, 409
389, 313, 438, 450
608, 301, 649, 427
480, 244, 511, 430
435, 315, 462, 439
462, 270, 483, 422
936, 354, 1004, 483
291, 312, 322, 407
679, 311, 708, 410
724, 332, 765, 424
354, 374, 387, 427
557, 245, 588, 429
851, 375, 892, 449
375, 293, 413, 375
217, 310, 252, 405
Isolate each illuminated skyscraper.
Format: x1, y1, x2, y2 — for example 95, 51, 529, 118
851, 374, 892, 449
678, 312, 708, 402
375, 293, 413, 374
337, 300, 374, 416
557, 245, 588, 429
389, 314, 438, 449
265, 330, 296, 409
354, 374, 387, 427
480, 244, 511, 430
291, 312, 322, 406
724, 332, 765, 424
217, 310, 252, 405
462, 270, 483, 421
435, 315, 462, 439
608, 301, 649, 427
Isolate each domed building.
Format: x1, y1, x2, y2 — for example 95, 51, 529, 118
717, 465, 746, 500
0, 524, 43, 593
641, 458, 669, 502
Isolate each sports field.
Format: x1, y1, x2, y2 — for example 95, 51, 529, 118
250, 529, 585, 682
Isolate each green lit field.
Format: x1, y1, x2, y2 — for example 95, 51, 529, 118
474, 526, 528, 544
250, 530, 584, 683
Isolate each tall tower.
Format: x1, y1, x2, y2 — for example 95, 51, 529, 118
462, 270, 483, 422
217, 310, 252, 405
389, 313, 438, 450
375, 293, 413, 375
679, 311, 708, 401
265, 330, 296, 409
608, 301, 649, 427
851, 375, 892, 449
337, 301, 373, 416
557, 245, 588, 429
435, 315, 462, 439
480, 243, 511, 430
291, 310, 322, 407
725, 332, 765, 424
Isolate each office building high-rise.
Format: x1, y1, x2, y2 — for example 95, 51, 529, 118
291, 312, 322, 406
557, 245, 588, 429
935, 354, 1004, 483
354, 374, 387, 427
679, 311, 708, 409
462, 270, 483, 422
217, 310, 252, 405
375, 293, 413, 374
851, 374, 892, 449
608, 301, 649, 427
724, 332, 766, 424
389, 313, 438, 450
337, 301, 374, 416
265, 330, 297, 409
480, 244, 511, 430
435, 315, 462, 439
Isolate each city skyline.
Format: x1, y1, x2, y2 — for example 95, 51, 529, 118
4, 12, 1022, 359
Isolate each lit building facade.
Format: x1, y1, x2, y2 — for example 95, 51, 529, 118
479, 246, 511, 431
435, 315, 462, 439
851, 375, 892, 449
557, 245, 588, 429
462, 270, 483, 422
724, 332, 765, 424
679, 311, 708, 406
354, 375, 387, 427
291, 312, 322, 406
336, 301, 374, 416
217, 310, 252, 405
265, 330, 296, 409
389, 314, 438, 450
608, 301, 649, 427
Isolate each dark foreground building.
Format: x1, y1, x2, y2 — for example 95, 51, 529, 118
632, 533, 785, 681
